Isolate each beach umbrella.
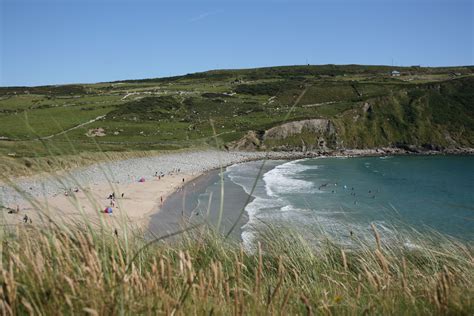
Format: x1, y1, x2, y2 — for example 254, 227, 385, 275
104, 207, 113, 214
139, 177, 146, 183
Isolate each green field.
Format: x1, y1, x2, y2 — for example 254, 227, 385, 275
1, 64, 473, 174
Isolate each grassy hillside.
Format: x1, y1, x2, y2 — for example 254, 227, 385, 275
0, 64, 473, 164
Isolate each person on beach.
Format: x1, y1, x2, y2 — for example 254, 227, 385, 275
121, 193, 124, 198
160, 196, 163, 204
8, 205, 19, 214
23, 214, 28, 223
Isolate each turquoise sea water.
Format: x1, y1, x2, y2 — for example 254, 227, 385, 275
194, 156, 473, 247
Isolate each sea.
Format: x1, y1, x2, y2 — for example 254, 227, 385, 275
152, 155, 474, 249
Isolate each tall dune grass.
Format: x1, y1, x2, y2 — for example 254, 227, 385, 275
0, 216, 472, 315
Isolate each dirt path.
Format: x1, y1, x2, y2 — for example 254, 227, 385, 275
301, 101, 336, 108
40, 115, 106, 140
282, 84, 311, 121
292, 85, 310, 107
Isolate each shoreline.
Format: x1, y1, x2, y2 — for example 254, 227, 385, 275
0, 151, 280, 230
1, 148, 473, 232
148, 168, 252, 240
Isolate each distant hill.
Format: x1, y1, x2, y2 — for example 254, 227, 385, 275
0, 64, 473, 158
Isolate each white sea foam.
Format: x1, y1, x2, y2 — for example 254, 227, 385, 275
280, 205, 298, 212
229, 159, 360, 250
263, 160, 315, 197
227, 160, 271, 195
240, 196, 286, 251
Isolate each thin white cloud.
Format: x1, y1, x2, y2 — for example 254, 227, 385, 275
189, 11, 220, 23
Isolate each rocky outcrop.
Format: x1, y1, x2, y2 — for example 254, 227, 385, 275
228, 130, 263, 151
264, 119, 336, 140
86, 127, 106, 137
229, 119, 339, 151
263, 119, 338, 151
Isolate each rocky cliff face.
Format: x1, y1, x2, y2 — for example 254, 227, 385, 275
264, 119, 336, 140
229, 119, 339, 151
263, 119, 338, 151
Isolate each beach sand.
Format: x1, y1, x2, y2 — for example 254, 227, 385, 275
0, 150, 314, 232
3, 172, 200, 232
1, 150, 273, 231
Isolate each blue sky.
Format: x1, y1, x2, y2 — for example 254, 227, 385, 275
1, 0, 473, 86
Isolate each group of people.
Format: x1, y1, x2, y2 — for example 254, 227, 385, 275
23, 214, 32, 224
6, 205, 32, 224
7, 204, 20, 214
107, 192, 124, 207
154, 168, 182, 179
318, 182, 378, 204
154, 171, 165, 180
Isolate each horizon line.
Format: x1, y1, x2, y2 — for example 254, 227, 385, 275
1, 63, 473, 88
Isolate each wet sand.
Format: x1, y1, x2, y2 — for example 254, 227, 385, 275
149, 169, 251, 240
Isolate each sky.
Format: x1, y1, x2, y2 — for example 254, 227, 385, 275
1, 0, 473, 86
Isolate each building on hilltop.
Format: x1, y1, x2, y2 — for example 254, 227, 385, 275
391, 70, 401, 77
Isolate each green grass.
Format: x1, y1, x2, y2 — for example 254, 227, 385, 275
297, 84, 357, 105
0, 106, 114, 139
0, 65, 473, 158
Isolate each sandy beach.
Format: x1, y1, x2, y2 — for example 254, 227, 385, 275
0, 150, 302, 231
3, 147, 470, 233
6, 172, 200, 231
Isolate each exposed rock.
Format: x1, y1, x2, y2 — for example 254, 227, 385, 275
443, 131, 457, 146
422, 143, 443, 151
86, 128, 106, 137
229, 119, 339, 151
362, 102, 372, 113
264, 119, 336, 140
228, 131, 263, 151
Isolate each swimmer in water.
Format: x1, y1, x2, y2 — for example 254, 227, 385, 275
318, 183, 329, 190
